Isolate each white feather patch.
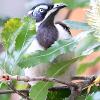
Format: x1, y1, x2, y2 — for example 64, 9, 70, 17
34, 5, 48, 12
55, 24, 71, 40
25, 38, 44, 54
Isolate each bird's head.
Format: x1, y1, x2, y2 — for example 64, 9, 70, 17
28, 3, 67, 23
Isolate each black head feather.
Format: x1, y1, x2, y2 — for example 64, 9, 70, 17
29, 4, 53, 22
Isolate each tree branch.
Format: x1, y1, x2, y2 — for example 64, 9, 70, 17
0, 75, 77, 88
7, 81, 30, 100
0, 89, 29, 94
0, 75, 99, 100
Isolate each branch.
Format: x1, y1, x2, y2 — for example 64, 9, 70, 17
0, 75, 77, 88
0, 75, 97, 89
0, 89, 29, 94
7, 81, 31, 100
0, 75, 99, 100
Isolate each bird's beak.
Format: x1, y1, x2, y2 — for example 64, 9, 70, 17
27, 10, 33, 16
55, 4, 67, 9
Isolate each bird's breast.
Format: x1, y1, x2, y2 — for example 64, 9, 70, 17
36, 24, 58, 49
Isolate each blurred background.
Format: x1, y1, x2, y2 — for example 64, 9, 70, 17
0, 0, 100, 99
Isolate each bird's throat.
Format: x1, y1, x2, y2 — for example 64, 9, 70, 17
36, 10, 59, 49
36, 22, 58, 49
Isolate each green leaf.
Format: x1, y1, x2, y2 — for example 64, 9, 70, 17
0, 83, 5, 88
1, 16, 35, 52
63, 20, 90, 30
1, 18, 22, 49
15, 17, 35, 51
47, 87, 71, 100
77, 56, 100, 74
18, 30, 99, 69
0, 17, 36, 74
18, 39, 77, 68
76, 95, 86, 100
13, 17, 36, 64
53, 0, 90, 9
75, 31, 100, 56
0, 94, 11, 100
47, 57, 81, 77
28, 56, 79, 100
86, 95, 93, 100
18, 30, 100, 68
29, 82, 53, 100
0, 17, 9, 26
0, 82, 11, 100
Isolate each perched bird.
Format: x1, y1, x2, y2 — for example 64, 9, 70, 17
25, 3, 76, 85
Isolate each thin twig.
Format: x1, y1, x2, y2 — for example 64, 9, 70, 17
0, 75, 98, 100
0, 75, 78, 88
72, 76, 96, 81
7, 81, 31, 100
0, 89, 29, 94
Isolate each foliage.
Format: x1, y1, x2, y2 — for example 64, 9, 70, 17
47, 87, 71, 100
0, 83, 11, 100
77, 56, 100, 74
0, 17, 36, 74
0, 0, 100, 100
46, 85, 100, 100
30, 82, 53, 100
0, 17, 9, 26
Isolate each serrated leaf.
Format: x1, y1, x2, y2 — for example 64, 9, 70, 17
77, 56, 100, 74
1, 18, 22, 49
15, 17, 35, 51
29, 82, 53, 100
0, 17, 36, 74
18, 30, 100, 68
47, 57, 81, 77
18, 39, 77, 68
63, 20, 90, 30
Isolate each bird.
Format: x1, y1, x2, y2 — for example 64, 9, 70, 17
25, 3, 76, 85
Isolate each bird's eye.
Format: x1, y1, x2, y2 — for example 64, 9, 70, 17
56, 4, 59, 7
39, 8, 44, 12
53, 4, 60, 8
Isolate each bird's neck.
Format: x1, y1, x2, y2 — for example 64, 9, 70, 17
36, 11, 57, 30
36, 12, 58, 49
